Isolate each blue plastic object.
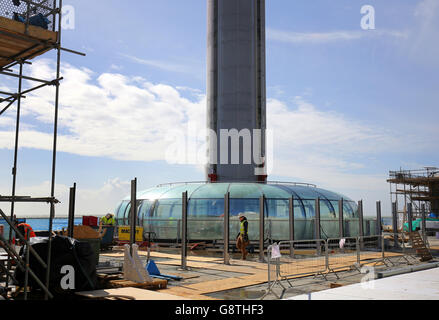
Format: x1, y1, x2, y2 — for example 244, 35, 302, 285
146, 260, 161, 276
29, 13, 50, 29
146, 260, 183, 281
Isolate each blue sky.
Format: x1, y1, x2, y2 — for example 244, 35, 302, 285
0, 0, 438, 217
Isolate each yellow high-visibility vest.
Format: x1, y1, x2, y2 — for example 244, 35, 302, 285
101, 216, 116, 225
240, 220, 248, 236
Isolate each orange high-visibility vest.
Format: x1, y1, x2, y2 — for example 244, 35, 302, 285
12, 223, 36, 244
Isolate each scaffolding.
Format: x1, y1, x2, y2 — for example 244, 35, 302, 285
0, 0, 84, 300
388, 167, 439, 230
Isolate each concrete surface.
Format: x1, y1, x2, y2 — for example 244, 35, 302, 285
288, 266, 439, 300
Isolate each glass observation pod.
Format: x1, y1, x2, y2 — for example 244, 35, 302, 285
115, 182, 378, 242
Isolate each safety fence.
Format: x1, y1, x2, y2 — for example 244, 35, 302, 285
263, 233, 430, 299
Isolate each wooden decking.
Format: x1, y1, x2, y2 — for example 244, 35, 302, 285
0, 16, 58, 68
102, 250, 404, 299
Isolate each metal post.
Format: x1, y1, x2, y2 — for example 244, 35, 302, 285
181, 191, 188, 270
46, 0, 64, 300
177, 219, 181, 245
224, 192, 230, 265
289, 197, 294, 258
129, 178, 137, 255
6, 62, 23, 293
259, 195, 265, 262
421, 204, 427, 243
392, 202, 399, 248
407, 203, 413, 233
376, 201, 382, 236
315, 198, 321, 240
24, 229, 30, 300
67, 183, 76, 238
315, 198, 321, 255
338, 198, 344, 238
358, 200, 364, 237
358, 200, 364, 250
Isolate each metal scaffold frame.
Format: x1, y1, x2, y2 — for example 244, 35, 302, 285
388, 167, 439, 230
0, 0, 84, 300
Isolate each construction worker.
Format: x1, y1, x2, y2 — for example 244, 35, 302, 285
236, 213, 250, 260
100, 213, 116, 226
12, 222, 36, 246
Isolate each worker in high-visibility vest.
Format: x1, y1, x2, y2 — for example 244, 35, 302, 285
100, 213, 116, 226
236, 213, 250, 260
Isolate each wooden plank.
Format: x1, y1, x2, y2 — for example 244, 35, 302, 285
76, 287, 188, 300
0, 16, 57, 42
0, 16, 57, 67
107, 278, 168, 290
157, 287, 218, 300
102, 250, 224, 263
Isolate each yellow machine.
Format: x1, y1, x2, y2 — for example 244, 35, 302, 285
118, 226, 143, 242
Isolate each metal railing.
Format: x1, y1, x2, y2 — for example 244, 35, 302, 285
326, 236, 359, 276
382, 232, 422, 266
0, 0, 57, 31
261, 233, 427, 299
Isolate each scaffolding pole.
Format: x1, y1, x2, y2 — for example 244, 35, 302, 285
0, 0, 85, 300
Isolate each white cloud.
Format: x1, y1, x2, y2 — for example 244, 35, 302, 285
0, 59, 206, 162
0, 60, 432, 217
120, 53, 196, 74
267, 28, 408, 44
407, 0, 439, 65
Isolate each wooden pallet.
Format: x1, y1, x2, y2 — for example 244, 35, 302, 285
407, 231, 433, 262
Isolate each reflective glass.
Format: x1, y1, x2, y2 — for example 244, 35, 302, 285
158, 184, 203, 199
258, 184, 291, 199
266, 199, 289, 218
188, 199, 224, 217
229, 184, 262, 199
153, 199, 182, 219
314, 187, 345, 201
230, 199, 259, 217
190, 183, 230, 199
